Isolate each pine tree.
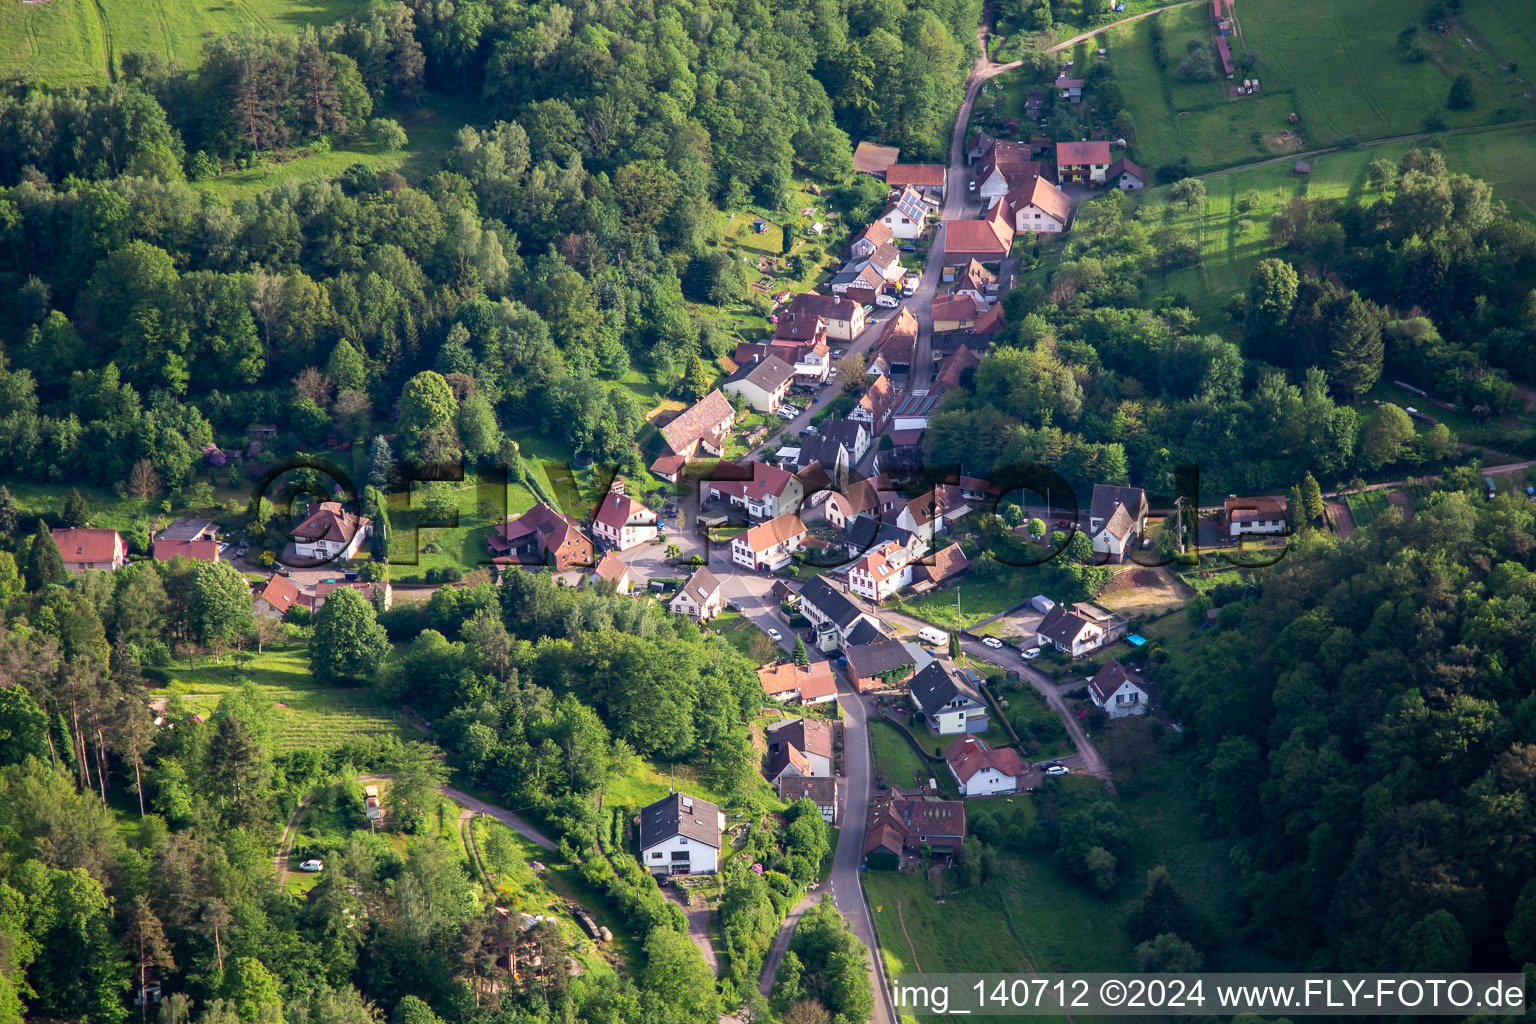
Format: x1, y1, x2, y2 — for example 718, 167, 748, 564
681, 355, 714, 401
1326, 292, 1384, 399
368, 435, 395, 490
62, 488, 92, 527
297, 35, 345, 136
0, 486, 17, 537
791, 636, 809, 666
1286, 484, 1306, 530
25, 520, 66, 591
1301, 472, 1325, 522
949, 631, 961, 659
127, 896, 175, 1022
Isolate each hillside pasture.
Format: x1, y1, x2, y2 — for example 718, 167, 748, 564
0, 0, 367, 86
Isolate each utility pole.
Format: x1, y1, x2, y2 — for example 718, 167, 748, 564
1172, 496, 1187, 555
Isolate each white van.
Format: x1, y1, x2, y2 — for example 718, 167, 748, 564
917, 626, 948, 646
875, 292, 900, 308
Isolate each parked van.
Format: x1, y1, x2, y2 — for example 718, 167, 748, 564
875, 292, 900, 308
917, 626, 948, 646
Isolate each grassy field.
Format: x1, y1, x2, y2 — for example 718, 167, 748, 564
1138, 122, 1536, 333
866, 746, 1284, 1022
384, 469, 537, 583
893, 575, 1029, 631
195, 94, 481, 202
152, 645, 412, 750
0, 0, 367, 85
870, 719, 943, 792
1084, 0, 1536, 174
1344, 487, 1390, 527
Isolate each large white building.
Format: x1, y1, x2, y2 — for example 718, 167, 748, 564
944, 736, 1022, 797
638, 792, 725, 876
1088, 659, 1148, 719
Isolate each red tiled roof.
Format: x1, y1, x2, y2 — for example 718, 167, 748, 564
931, 294, 981, 323
945, 736, 1022, 783
850, 221, 894, 250
942, 219, 1009, 258
593, 485, 652, 532
256, 573, 302, 614
738, 513, 807, 554
152, 538, 219, 562
51, 528, 123, 564
884, 163, 947, 188
758, 662, 837, 700
1056, 140, 1112, 166
1007, 175, 1071, 224
659, 389, 735, 456
291, 502, 369, 544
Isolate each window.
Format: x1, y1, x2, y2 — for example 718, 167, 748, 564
679, 837, 688, 844
651, 852, 663, 859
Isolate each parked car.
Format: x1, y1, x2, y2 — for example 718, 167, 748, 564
980, 636, 1003, 649
1022, 647, 1042, 661
832, 349, 844, 358
766, 628, 783, 642
968, 180, 977, 192
298, 859, 324, 872
799, 426, 819, 438
875, 293, 900, 308
1045, 764, 1070, 777
899, 244, 917, 252
1054, 519, 1072, 530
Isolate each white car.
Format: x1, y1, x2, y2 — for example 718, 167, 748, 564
766, 628, 783, 642
1044, 764, 1070, 777
981, 636, 1003, 649
298, 859, 324, 872
1021, 647, 1042, 661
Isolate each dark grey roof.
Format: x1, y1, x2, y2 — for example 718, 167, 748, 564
1089, 658, 1140, 704
778, 775, 840, 808
846, 618, 884, 647
845, 636, 916, 679
1089, 483, 1145, 524
1038, 605, 1092, 645
845, 516, 915, 554
820, 419, 866, 450
638, 792, 722, 850
727, 354, 795, 392
158, 518, 217, 541
908, 661, 983, 717
800, 577, 864, 630
797, 437, 848, 470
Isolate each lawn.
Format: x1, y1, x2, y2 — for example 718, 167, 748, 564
601, 756, 783, 818
893, 574, 1028, 631
384, 469, 537, 583
865, 744, 1285, 1022
869, 719, 941, 792
195, 94, 481, 202
0, 0, 367, 85
708, 610, 781, 664
1344, 488, 1390, 527
1081, 0, 1536, 176
151, 644, 412, 750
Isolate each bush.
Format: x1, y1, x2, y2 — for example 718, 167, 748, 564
368, 118, 408, 151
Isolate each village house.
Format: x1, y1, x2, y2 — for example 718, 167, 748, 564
590, 478, 657, 551
777, 776, 841, 824
872, 307, 918, 376
152, 518, 220, 562
828, 261, 886, 304
876, 185, 930, 240
652, 388, 735, 481
291, 502, 371, 562
935, 345, 983, 390
1055, 75, 1085, 102
764, 717, 836, 783
1089, 658, 1149, 718
489, 502, 594, 570
910, 543, 970, 594
952, 259, 997, 305
1036, 604, 1104, 657
1089, 483, 1149, 560
864, 792, 966, 868
789, 293, 867, 342
732, 513, 806, 571
588, 550, 639, 594
909, 661, 989, 735
932, 293, 982, 333
941, 207, 1013, 265
972, 140, 1038, 201
821, 419, 872, 463
847, 539, 914, 603
668, 565, 725, 621
824, 477, 897, 530
857, 243, 905, 286
706, 459, 805, 520
51, 528, 128, 573
889, 389, 945, 434
1224, 494, 1289, 537
971, 302, 1005, 337
898, 486, 969, 542
1004, 174, 1072, 233
312, 579, 392, 611
758, 662, 839, 706
883, 163, 947, 200
945, 735, 1022, 797
844, 635, 921, 691
849, 220, 894, 260
966, 130, 994, 164
253, 573, 308, 618
845, 517, 925, 559
795, 436, 850, 483
799, 577, 883, 651
639, 792, 725, 876
853, 141, 900, 176
850, 374, 898, 435
722, 354, 795, 413
1056, 140, 1112, 184
1106, 157, 1147, 191
771, 312, 828, 348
